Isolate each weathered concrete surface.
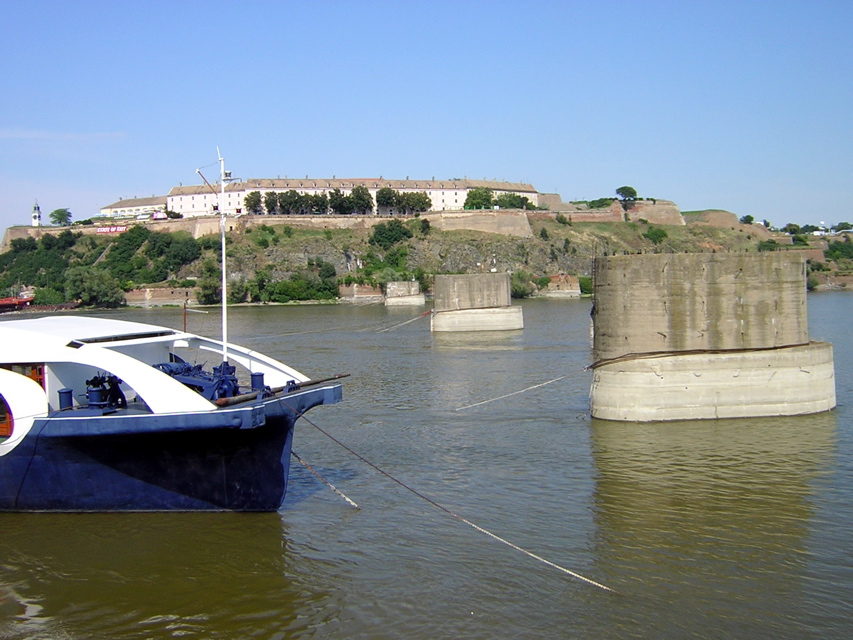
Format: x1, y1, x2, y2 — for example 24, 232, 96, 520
590, 252, 835, 421
592, 253, 808, 362
386, 281, 421, 297
433, 273, 511, 312
431, 306, 524, 332
385, 279, 425, 306
338, 283, 383, 303
125, 287, 196, 307
590, 342, 836, 421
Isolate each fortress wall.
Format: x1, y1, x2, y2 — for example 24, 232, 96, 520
428, 210, 533, 237
592, 253, 808, 363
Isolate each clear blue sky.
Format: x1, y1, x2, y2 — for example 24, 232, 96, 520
1, 0, 851, 230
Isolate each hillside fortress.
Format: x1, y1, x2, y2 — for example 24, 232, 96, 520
101, 178, 541, 219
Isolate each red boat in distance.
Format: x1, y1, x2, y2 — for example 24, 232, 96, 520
0, 294, 34, 313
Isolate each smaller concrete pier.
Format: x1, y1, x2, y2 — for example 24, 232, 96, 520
431, 273, 523, 332
385, 281, 425, 306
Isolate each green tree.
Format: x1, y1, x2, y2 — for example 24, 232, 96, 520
263, 191, 279, 215
399, 191, 432, 215
244, 191, 263, 215
376, 187, 397, 211
329, 188, 352, 215
369, 219, 413, 250
494, 193, 532, 209
65, 267, 125, 307
643, 226, 668, 244
277, 190, 303, 215
464, 187, 494, 209
32, 287, 65, 305
615, 186, 637, 200
833, 221, 852, 232
49, 208, 72, 226
740, 214, 755, 224
510, 270, 535, 298
781, 223, 801, 235
616, 186, 637, 213
308, 192, 329, 214
350, 185, 374, 215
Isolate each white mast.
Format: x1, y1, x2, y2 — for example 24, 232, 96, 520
196, 149, 234, 363
218, 148, 229, 363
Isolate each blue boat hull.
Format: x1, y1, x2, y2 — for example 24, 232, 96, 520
0, 385, 341, 512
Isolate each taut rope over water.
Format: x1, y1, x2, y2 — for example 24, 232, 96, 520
455, 374, 571, 411
288, 407, 618, 594
291, 450, 359, 509
376, 311, 431, 333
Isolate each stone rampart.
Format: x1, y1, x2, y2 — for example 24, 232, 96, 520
427, 210, 533, 237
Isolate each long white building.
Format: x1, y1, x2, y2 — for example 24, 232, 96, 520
99, 195, 168, 219
165, 178, 539, 218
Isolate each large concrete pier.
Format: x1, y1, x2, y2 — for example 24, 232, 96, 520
431, 273, 523, 331
589, 253, 836, 421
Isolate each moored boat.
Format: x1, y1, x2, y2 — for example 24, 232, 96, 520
0, 315, 342, 511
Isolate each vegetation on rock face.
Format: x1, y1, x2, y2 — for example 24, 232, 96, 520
65, 266, 124, 308
642, 226, 668, 244
3, 209, 850, 306
369, 219, 413, 250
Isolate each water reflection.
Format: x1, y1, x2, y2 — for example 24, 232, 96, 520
0, 512, 338, 639
590, 412, 837, 637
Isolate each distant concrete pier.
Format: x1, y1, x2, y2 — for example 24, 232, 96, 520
589, 253, 836, 421
385, 281, 425, 306
431, 273, 523, 332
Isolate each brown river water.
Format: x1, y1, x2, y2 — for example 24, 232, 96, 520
0, 295, 850, 639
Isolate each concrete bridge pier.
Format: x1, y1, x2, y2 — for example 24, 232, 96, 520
385, 281, 425, 306
431, 273, 523, 332
589, 253, 836, 421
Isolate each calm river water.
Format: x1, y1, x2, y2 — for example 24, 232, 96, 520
0, 294, 851, 639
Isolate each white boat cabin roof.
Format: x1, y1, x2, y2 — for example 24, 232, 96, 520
0, 316, 181, 345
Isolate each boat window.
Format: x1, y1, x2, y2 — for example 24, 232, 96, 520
0, 394, 11, 438
75, 330, 177, 345
2, 364, 45, 388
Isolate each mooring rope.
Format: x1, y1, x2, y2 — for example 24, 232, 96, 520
376, 310, 431, 333
455, 374, 571, 411
291, 450, 359, 509
290, 408, 618, 594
